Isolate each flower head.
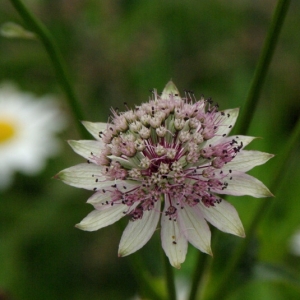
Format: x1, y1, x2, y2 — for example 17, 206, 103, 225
0, 82, 66, 189
56, 81, 273, 268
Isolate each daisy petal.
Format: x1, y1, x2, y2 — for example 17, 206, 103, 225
81, 121, 107, 140
118, 200, 161, 257
178, 205, 212, 255
213, 171, 273, 198
161, 202, 188, 269
76, 204, 127, 231
68, 140, 104, 160
200, 199, 245, 237
222, 150, 274, 172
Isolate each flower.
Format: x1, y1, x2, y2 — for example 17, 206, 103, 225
56, 81, 273, 268
0, 82, 66, 189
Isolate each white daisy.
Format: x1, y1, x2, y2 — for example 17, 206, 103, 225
0, 82, 66, 189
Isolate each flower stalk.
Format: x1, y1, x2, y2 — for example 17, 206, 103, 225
234, 0, 291, 135
9, 0, 88, 138
193, 1, 292, 299
163, 250, 177, 300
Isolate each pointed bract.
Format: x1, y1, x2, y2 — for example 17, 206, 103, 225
201, 199, 245, 237
118, 200, 161, 257
213, 171, 273, 198
81, 121, 107, 141
161, 202, 188, 269
178, 205, 212, 255
161, 81, 180, 100
68, 140, 104, 160
222, 151, 274, 172
76, 204, 127, 231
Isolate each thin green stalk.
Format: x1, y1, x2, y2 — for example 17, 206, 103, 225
128, 254, 164, 300
163, 252, 176, 300
188, 253, 204, 300
9, 0, 88, 138
192, 1, 291, 299
188, 227, 218, 300
234, 0, 291, 135
188, 252, 206, 300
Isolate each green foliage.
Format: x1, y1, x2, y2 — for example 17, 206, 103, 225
1, 0, 300, 299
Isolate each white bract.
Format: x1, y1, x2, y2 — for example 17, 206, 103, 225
0, 83, 66, 189
57, 81, 273, 268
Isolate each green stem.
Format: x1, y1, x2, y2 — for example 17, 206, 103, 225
128, 254, 164, 300
163, 252, 177, 300
188, 227, 219, 300
199, 1, 291, 299
234, 0, 291, 135
188, 252, 205, 300
9, 0, 88, 138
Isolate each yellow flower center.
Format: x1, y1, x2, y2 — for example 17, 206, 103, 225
0, 120, 16, 143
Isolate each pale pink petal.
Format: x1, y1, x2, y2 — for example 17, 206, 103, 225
200, 199, 245, 237
177, 205, 212, 255
55, 163, 105, 190
212, 171, 273, 198
108, 155, 139, 169
210, 135, 257, 148
81, 121, 107, 141
118, 200, 161, 257
68, 140, 104, 160
86, 191, 115, 207
222, 150, 274, 172
56, 163, 139, 191
161, 202, 188, 269
208, 108, 239, 144
75, 204, 127, 231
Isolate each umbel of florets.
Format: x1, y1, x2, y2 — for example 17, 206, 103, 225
57, 81, 273, 268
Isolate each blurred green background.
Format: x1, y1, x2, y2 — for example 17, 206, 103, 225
1, 0, 300, 299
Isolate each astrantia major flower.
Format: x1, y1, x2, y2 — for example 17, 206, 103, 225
56, 81, 273, 268
0, 82, 66, 189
